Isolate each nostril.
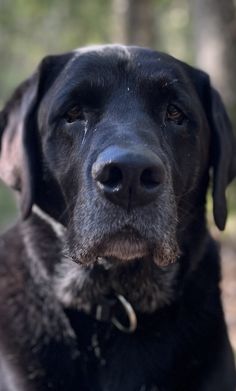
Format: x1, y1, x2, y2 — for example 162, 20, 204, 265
140, 168, 160, 189
102, 165, 123, 188
92, 162, 123, 189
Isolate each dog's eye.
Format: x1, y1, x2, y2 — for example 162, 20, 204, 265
65, 106, 85, 123
166, 104, 185, 124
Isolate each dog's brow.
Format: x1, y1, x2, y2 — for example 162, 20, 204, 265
48, 78, 108, 123
140, 70, 180, 87
74, 77, 109, 92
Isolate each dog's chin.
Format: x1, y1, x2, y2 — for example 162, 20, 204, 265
58, 229, 180, 314
71, 230, 151, 266
72, 234, 178, 268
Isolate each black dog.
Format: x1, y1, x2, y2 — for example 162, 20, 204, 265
0, 45, 235, 391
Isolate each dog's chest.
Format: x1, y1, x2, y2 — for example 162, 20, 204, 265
66, 308, 221, 391
84, 332, 162, 391
68, 312, 173, 391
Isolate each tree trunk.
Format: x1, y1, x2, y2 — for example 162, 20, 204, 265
191, 0, 236, 125
111, 0, 156, 47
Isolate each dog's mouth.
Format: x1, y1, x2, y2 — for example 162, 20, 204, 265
71, 228, 150, 267
95, 229, 149, 266
70, 226, 179, 268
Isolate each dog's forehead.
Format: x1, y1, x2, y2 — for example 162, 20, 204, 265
60, 45, 183, 84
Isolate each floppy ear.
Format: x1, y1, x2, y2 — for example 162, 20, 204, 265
188, 68, 236, 230
0, 74, 38, 219
208, 87, 236, 230
0, 53, 72, 219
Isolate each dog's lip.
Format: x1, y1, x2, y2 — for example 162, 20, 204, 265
95, 232, 149, 264
95, 255, 147, 269
71, 227, 152, 265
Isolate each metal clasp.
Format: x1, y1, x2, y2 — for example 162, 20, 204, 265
111, 294, 137, 333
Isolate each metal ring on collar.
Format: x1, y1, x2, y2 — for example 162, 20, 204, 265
111, 294, 137, 333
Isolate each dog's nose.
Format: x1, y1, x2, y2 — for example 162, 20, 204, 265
92, 146, 165, 209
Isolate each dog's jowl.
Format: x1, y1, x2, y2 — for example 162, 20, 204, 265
0, 45, 236, 391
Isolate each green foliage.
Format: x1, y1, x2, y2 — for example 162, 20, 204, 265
155, 0, 193, 63
0, 182, 17, 232
0, 0, 111, 103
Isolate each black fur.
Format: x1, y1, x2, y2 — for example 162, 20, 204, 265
0, 45, 236, 391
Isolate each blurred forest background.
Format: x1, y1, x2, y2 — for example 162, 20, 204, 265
0, 0, 235, 348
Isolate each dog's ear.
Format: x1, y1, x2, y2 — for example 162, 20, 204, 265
187, 67, 236, 230
0, 53, 72, 219
208, 87, 236, 230
0, 73, 39, 219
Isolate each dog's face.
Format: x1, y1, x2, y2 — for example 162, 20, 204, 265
0, 45, 236, 312
39, 46, 208, 268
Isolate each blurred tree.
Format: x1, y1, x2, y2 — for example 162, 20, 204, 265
191, 0, 236, 126
156, 0, 192, 61
112, 0, 156, 46
111, 0, 128, 43
127, 0, 156, 46
0, 0, 111, 103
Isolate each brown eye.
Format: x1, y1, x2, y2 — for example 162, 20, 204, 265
166, 104, 185, 124
65, 106, 85, 123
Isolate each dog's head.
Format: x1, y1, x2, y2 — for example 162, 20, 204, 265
0, 45, 236, 313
